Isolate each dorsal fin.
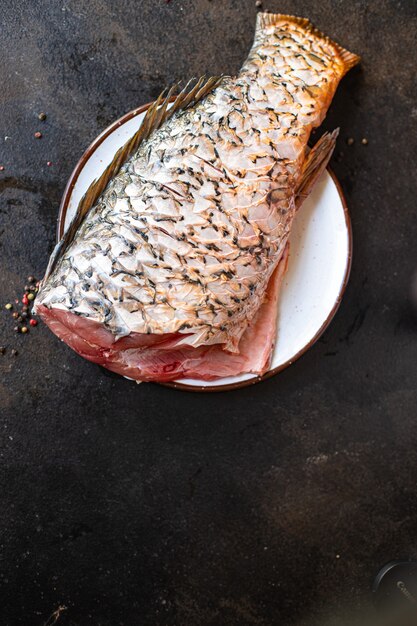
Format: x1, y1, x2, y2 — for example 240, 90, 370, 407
44, 75, 223, 280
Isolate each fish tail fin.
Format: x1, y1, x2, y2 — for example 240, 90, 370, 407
256, 13, 360, 76
295, 129, 339, 209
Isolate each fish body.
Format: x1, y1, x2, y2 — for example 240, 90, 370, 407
35, 13, 359, 382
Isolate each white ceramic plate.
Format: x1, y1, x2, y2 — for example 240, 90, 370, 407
59, 102, 351, 392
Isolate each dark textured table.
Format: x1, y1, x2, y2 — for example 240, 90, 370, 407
1, 1, 416, 624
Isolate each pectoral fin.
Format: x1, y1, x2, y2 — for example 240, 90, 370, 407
295, 129, 339, 210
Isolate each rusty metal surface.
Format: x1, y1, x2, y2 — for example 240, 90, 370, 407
0, 1, 416, 624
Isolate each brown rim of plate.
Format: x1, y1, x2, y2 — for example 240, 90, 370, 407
57, 100, 353, 393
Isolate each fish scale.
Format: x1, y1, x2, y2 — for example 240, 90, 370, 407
36, 12, 359, 359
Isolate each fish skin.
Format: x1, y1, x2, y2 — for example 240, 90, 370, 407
34, 246, 289, 382
36, 13, 359, 353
